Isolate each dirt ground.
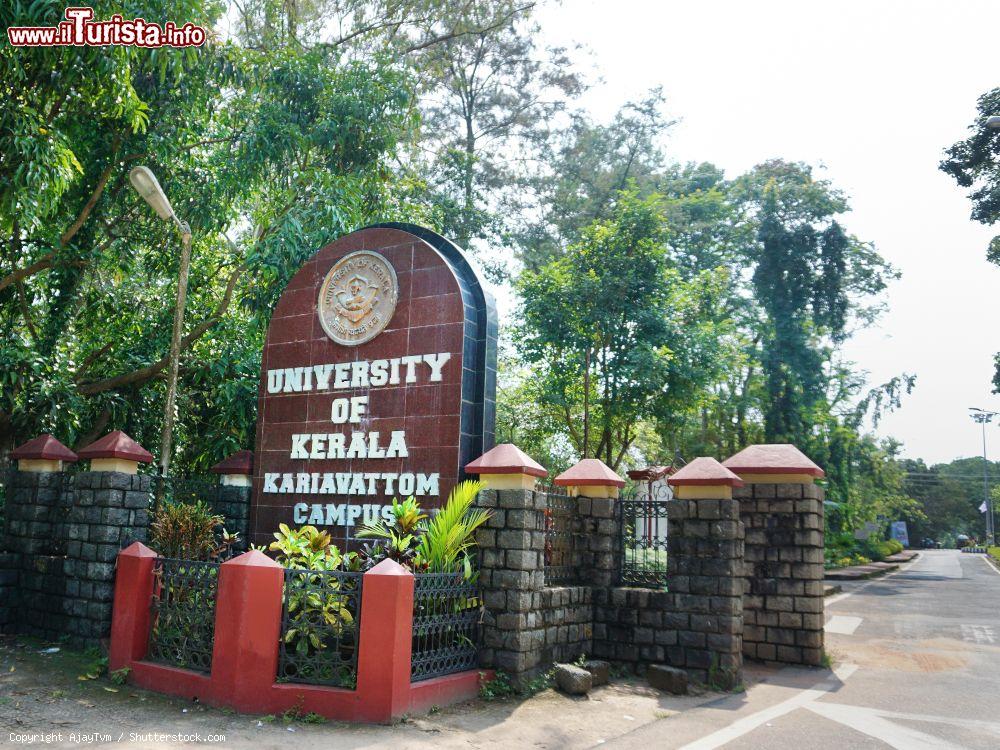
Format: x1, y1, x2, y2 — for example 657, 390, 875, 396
0, 636, 748, 749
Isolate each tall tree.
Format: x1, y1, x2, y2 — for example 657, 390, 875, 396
0, 2, 419, 469
416, 1, 582, 267
734, 160, 899, 447
515, 191, 733, 468
517, 90, 671, 270
941, 87, 1000, 390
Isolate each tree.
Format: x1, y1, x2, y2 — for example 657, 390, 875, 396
516, 191, 733, 469
517, 90, 672, 270
941, 88, 1000, 390
733, 160, 899, 447
415, 1, 582, 269
0, 2, 419, 470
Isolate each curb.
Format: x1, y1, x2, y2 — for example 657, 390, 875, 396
824, 551, 920, 582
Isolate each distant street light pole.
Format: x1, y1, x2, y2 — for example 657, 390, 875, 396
129, 166, 192, 478
969, 407, 998, 545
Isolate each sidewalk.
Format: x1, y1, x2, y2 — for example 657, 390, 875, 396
824, 551, 919, 581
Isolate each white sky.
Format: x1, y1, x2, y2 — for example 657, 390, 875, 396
525, 0, 1000, 465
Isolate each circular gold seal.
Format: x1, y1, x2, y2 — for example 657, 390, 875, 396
317, 250, 398, 346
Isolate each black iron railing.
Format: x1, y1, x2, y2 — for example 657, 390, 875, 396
411, 572, 482, 682
278, 567, 363, 688
543, 488, 576, 585
147, 557, 221, 672
619, 484, 670, 588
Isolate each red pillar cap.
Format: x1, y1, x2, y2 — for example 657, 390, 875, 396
668, 457, 744, 487
722, 443, 824, 478
119, 541, 158, 558
553, 458, 625, 488
77, 430, 154, 463
223, 549, 282, 568
11, 434, 78, 462
211, 450, 254, 475
465, 443, 547, 478
366, 558, 413, 577
626, 465, 673, 481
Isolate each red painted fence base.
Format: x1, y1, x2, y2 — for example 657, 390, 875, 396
110, 543, 490, 723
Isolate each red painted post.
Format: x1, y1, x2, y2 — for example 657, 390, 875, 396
356, 559, 415, 722
109, 542, 158, 671
209, 550, 284, 712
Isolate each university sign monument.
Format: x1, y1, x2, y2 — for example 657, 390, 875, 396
250, 224, 498, 548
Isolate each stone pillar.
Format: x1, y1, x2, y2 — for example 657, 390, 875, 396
2, 435, 79, 637
724, 444, 825, 667
210, 450, 254, 550
66, 431, 155, 645
554, 458, 626, 587
64, 470, 153, 645
665, 457, 745, 689
467, 444, 550, 685
1, 470, 75, 638
473, 486, 548, 685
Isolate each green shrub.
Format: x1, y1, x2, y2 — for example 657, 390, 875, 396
150, 500, 237, 560
885, 539, 904, 555
357, 480, 490, 578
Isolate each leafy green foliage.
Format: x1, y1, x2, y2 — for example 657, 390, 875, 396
0, 1, 421, 471
267, 523, 357, 571
516, 191, 734, 468
150, 500, 236, 561
941, 88, 1000, 390
357, 480, 489, 575
898, 456, 1000, 546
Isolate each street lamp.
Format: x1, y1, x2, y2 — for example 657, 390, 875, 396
987, 116, 1000, 129
969, 407, 998, 545
129, 166, 193, 478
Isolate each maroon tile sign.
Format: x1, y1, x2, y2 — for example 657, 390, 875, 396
250, 224, 498, 548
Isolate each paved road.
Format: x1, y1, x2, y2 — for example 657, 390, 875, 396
606, 549, 1000, 749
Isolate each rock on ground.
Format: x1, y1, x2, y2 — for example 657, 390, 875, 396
583, 659, 610, 686
554, 663, 593, 695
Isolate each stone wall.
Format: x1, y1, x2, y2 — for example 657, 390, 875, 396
475, 484, 755, 688
0, 470, 154, 645
592, 586, 675, 669
0, 551, 18, 633
737, 481, 825, 666
0, 469, 154, 646
475, 487, 591, 685
1, 471, 74, 639
209, 485, 251, 551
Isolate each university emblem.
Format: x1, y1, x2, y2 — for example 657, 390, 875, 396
318, 250, 398, 346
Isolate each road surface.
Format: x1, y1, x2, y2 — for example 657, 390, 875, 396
608, 549, 1000, 749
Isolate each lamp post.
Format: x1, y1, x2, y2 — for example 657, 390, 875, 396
987, 116, 1000, 129
969, 407, 998, 545
129, 166, 192, 477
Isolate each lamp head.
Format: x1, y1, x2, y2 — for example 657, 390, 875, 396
129, 166, 175, 220
987, 116, 1000, 129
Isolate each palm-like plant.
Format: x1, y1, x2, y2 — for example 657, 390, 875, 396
356, 480, 490, 578
415, 480, 489, 575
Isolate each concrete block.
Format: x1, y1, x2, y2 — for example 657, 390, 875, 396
648, 664, 688, 694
